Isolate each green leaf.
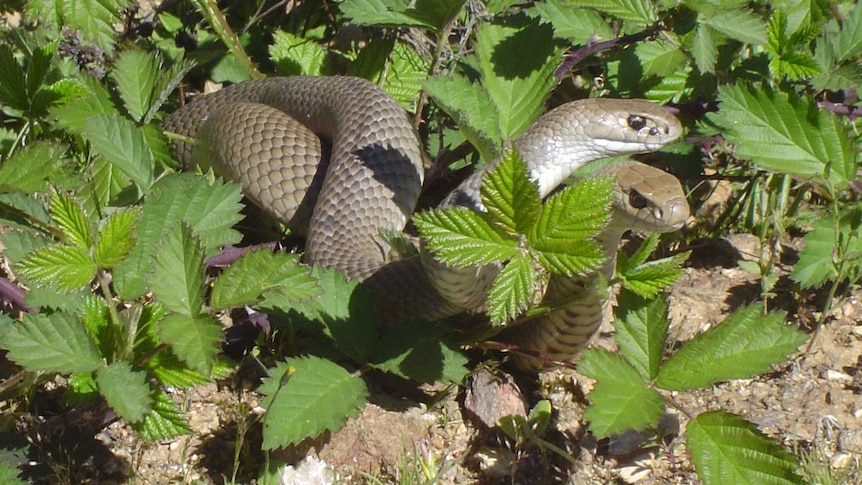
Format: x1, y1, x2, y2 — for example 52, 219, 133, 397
480, 148, 541, 235
16, 244, 97, 293
0, 230, 52, 264
487, 254, 536, 325
82, 114, 154, 190
824, 1, 862, 63
377, 41, 428, 111
150, 223, 205, 317
790, 211, 862, 289
0, 45, 27, 110
618, 251, 690, 298
705, 8, 768, 45
706, 85, 857, 189
414, 208, 520, 267
80, 295, 113, 357
372, 320, 468, 383
530, 177, 612, 276
141, 350, 210, 388
691, 24, 719, 74
269, 30, 328, 76
613, 290, 668, 381
94, 208, 140, 268
423, 76, 502, 162
770, 51, 821, 80
687, 411, 804, 485
26, 0, 130, 55
636, 39, 687, 78
579, 348, 664, 437
570, 0, 656, 28
475, 17, 559, 139
112, 49, 159, 122
403, 0, 466, 31
210, 249, 318, 310
303, 266, 378, 363
0, 463, 27, 485
50, 192, 91, 249
2, 312, 102, 373
96, 361, 151, 423
339, 0, 428, 27
657, 304, 807, 391
530, 1, 612, 43
132, 388, 192, 441
0, 142, 66, 193
50, 76, 119, 134
114, 173, 243, 300
158, 314, 222, 376
259, 358, 367, 449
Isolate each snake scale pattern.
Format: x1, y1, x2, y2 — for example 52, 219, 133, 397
163, 76, 689, 369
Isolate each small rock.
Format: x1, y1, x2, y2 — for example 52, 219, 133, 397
824, 370, 853, 382
463, 369, 527, 429
831, 451, 852, 469
474, 446, 514, 479
279, 456, 337, 485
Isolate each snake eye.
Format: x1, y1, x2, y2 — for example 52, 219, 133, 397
629, 190, 648, 209
627, 115, 646, 130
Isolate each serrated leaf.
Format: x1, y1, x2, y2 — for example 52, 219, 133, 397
50, 192, 91, 249
114, 173, 243, 300
299, 266, 378, 363
691, 24, 719, 74
112, 49, 159, 122
269, 30, 328, 76
132, 388, 192, 441
481, 148, 541, 235
0, 45, 27, 110
159, 314, 222, 376
570, 0, 656, 28
657, 304, 807, 391
636, 39, 687, 77
142, 350, 210, 388
706, 85, 857, 189
415, 208, 520, 267
619, 251, 689, 298
0, 142, 66, 193
530, 1, 612, 43
687, 411, 804, 485
96, 361, 151, 423
80, 295, 113, 357
259, 358, 367, 449
340, 0, 428, 27
475, 17, 559, 139
0, 230, 52, 264
530, 178, 612, 276
403, 0, 466, 31
2, 312, 102, 373
82, 114, 154, 190
378, 41, 428, 111
150, 223, 204, 317
371, 320, 468, 383
94, 208, 140, 268
16, 244, 97, 292
769, 44, 821, 80
50, 76, 119, 134
579, 348, 664, 437
210, 249, 318, 310
424, 76, 501, 162
487, 254, 536, 325
26, 0, 130, 55
613, 290, 668, 380
790, 211, 862, 288
825, 1, 862, 63
705, 8, 768, 45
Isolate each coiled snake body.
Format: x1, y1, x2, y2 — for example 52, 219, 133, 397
164, 76, 688, 368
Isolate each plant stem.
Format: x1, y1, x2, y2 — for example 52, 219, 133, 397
193, 0, 263, 80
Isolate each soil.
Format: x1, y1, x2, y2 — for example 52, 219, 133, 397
8, 232, 861, 485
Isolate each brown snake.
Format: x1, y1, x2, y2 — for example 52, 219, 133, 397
163, 76, 688, 368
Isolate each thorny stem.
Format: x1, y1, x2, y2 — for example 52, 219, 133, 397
554, 21, 665, 79
97, 269, 130, 361
193, 0, 263, 80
